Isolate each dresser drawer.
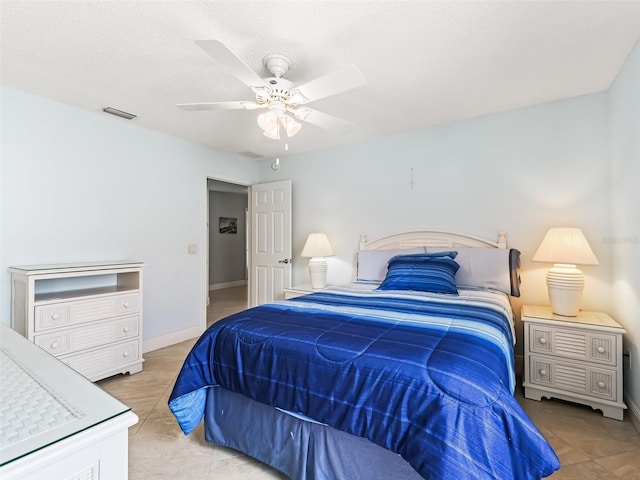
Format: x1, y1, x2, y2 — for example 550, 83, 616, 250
529, 355, 617, 402
528, 323, 617, 366
34, 293, 139, 332
32, 305, 71, 330
34, 315, 139, 356
60, 340, 141, 381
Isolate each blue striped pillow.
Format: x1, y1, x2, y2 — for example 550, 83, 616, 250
377, 252, 460, 294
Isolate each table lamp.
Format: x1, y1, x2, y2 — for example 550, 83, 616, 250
301, 233, 334, 289
532, 227, 599, 316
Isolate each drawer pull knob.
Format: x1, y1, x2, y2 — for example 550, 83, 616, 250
122, 351, 129, 357
51, 313, 60, 320
539, 369, 547, 376
538, 337, 547, 345
597, 346, 606, 354
597, 381, 606, 389
123, 326, 130, 333
123, 302, 130, 308
51, 342, 59, 349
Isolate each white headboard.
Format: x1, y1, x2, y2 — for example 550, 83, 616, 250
359, 230, 507, 251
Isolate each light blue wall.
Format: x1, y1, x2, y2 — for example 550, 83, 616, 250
609, 39, 640, 423
0, 86, 260, 343
260, 92, 612, 348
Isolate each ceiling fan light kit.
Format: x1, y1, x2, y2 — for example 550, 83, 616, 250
258, 111, 301, 140
177, 39, 366, 143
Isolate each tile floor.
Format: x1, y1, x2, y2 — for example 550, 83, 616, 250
98, 286, 640, 479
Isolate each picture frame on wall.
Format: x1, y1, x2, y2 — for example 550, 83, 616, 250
219, 217, 238, 234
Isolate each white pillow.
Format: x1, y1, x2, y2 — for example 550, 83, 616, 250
357, 247, 426, 282
427, 247, 520, 296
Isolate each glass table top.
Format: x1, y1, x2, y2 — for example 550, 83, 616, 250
0, 325, 132, 466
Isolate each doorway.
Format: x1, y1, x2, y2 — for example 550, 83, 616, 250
207, 178, 249, 315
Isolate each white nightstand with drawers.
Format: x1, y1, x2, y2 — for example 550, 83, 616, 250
522, 305, 627, 420
283, 284, 326, 299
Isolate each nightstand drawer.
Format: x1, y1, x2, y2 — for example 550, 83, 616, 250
528, 324, 617, 366
590, 336, 615, 364
529, 357, 552, 385
529, 355, 617, 402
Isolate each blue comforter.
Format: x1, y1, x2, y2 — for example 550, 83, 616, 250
169, 285, 559, 479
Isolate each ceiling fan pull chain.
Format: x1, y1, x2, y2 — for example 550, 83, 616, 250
272, 120, 281, 171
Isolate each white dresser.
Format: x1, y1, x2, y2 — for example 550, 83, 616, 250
0, 324, 137, 480
522, 305, 627, 420
9, 261, 144, 382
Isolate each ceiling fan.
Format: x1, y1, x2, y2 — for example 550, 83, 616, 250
177, 40, 366, 139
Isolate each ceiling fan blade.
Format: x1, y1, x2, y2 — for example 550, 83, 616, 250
177, 101, 264, 111
292, 107, 354, 134
195, 40, 267, 89
289, 65, 366, 104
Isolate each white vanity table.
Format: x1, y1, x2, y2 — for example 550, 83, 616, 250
0, 325, 138, 480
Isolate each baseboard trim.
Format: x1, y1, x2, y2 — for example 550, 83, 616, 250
624, 391, 640, 433
143, 325, 205, 353
209, 280, 247, 291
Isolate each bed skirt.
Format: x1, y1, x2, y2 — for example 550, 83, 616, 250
204, 386, 423, 480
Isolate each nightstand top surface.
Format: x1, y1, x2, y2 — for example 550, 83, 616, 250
522, 305, 625, 331
286, 284, 320, 293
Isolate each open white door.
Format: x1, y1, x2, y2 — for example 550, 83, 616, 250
249, 180, 292, 307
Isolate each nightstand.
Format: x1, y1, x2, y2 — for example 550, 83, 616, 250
284, 284, 323, 299
522, 305, 627, 420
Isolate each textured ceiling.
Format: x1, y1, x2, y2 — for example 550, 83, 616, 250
2, 1, 640, 160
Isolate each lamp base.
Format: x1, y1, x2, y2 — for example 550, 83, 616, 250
547, 264, 584, 317
308, 257, 328, 289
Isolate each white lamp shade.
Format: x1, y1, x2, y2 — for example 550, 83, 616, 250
533, 227, 598, 317
301, 233, 334, 258
532, 228, 599, 266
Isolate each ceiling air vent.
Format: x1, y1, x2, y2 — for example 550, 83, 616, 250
102, 107, 137, 120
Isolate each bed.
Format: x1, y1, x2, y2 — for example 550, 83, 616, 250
169, 230, 560, 480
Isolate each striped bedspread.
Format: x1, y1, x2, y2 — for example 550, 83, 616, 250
169, 284, 559, 479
